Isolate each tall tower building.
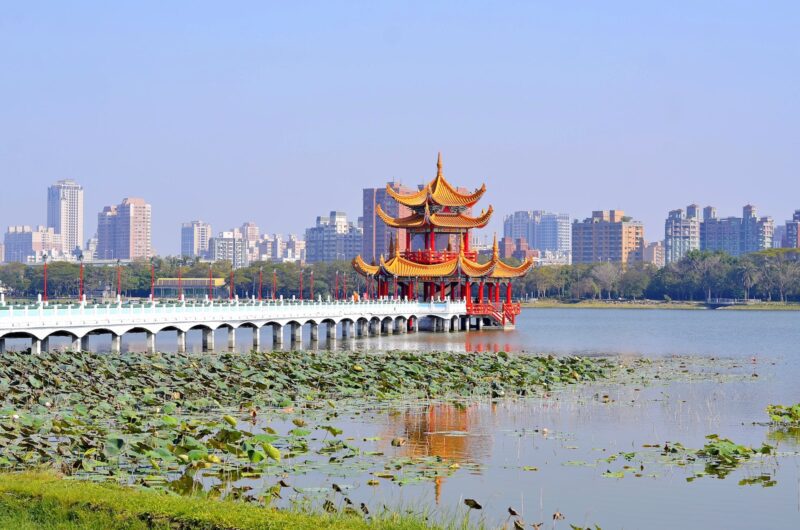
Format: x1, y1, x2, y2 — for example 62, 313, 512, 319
181, 221, 212, 258
95, 198, 152, 260
664, 205, 701, 263
362, 182, 413, 261
571, 210, 644, 265
47, 179, 84, 255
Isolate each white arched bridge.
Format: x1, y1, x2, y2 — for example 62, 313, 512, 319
0, 296, 477, 354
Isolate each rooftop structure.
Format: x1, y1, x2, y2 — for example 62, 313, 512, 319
352, 153, 533, 328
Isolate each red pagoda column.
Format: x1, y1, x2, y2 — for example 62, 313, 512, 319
439, 281, 445, 300
495, 282, 500, 303
487, 283, 493, 303
506, 282, 512, 303
479, 281, 484, 302
465, 280, 471, 303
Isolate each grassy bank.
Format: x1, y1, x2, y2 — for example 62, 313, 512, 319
0, 472, 441, 529
522, 299, 800, 311
522, 299, 704, 310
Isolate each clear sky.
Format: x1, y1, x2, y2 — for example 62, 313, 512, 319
1, 1, 798, 254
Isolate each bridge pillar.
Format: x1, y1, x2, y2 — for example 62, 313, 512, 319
252, 327, 261, 351
273, 324, 283, 347
177, 330, 186, 353
0, 338, 5, 354
411, 317, 419, 333
461, 316, 468, 331
227, 327, 236, 351
70, 336, 80, 351
41, 337, 50, 352
81, 335, 91, 351
202, 329, 215, 352
111, 333, 121, 354
326, 322, 336, 341
31, 338, 41, 355
309, 322, 319, 341
146, 331, 156, 353
341, 321, 351, 338
290, 323, 302, 343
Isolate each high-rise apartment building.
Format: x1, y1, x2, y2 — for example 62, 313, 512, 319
503, 210, 571, 258
181, 220, 212, 258
571, 210, 644, 265
782, 210, 800, 248
643, 241, 665, 268
95, 198, 153, 260
210, 229, 248, 269
305, 211, 363, 263
362, 182, 413, 261
664, 205, 701, 264
47, 179, 84, 255
3, 226, 62, 263
700, 205, 773, 257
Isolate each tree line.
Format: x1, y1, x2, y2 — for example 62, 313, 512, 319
511, 249, 800, 303
2, 248, 800, 303
0, 258, 362, 302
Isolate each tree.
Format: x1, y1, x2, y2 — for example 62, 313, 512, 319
591, 262, 621, 299
619, 264, 653, 300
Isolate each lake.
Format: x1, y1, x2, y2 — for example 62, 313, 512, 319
12, 307, 800, 528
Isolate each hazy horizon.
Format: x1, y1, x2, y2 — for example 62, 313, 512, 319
2, 2, 798, 254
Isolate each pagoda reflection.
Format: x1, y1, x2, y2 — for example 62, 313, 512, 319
382, 402, 493, 503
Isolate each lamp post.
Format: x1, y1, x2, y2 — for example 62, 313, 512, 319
334, 271, 339, 301
149, 257, 155, 302
208, 265, 213, 301
42, 254, 48, 303
177, 258, 183, 301
116, 259, 121, 298
78, 254, 84, 302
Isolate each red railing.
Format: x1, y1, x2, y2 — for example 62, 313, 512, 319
467, 300, 521, 326
402, 249, 479, 264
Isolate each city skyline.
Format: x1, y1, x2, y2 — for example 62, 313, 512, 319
1, 3, 798, 255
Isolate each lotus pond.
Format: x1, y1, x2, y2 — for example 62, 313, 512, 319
4, 308, 800, 529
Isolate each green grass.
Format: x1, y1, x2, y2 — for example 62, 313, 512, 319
0, 472, 445, 530
522, 299, 704, 310
523, 299, 800, 311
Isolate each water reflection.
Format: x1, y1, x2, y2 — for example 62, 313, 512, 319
381, 403, 492, 503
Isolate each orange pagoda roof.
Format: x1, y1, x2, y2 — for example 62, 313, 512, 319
375, 203, 493, 230
352, 241, 533, 280
386, 153, 486, 208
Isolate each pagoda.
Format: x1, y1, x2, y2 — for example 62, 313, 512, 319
352, 153, 533, 328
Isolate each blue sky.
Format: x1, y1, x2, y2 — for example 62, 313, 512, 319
1, 1, 798, 254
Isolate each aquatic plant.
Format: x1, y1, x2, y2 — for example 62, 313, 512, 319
766, 403, 800, 425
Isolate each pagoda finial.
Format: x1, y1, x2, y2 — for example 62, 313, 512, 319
436, 152, 443, 177
492, 233, 499, 259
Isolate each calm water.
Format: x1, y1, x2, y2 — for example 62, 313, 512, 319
15, 308, 800, 528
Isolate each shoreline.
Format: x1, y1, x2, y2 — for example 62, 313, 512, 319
521, 300, 800, 311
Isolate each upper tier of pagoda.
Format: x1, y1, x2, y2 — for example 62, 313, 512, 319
383, 153, 488, 227
353, 236, 534, 280
376, 202, 493, 230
